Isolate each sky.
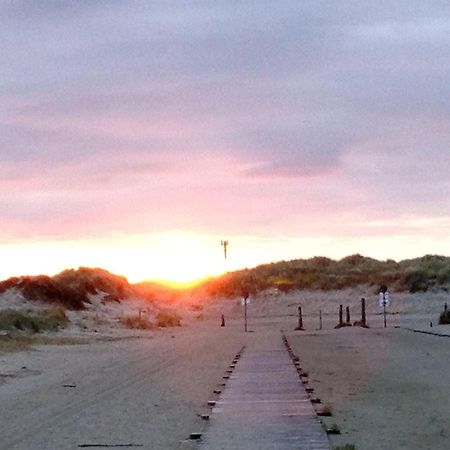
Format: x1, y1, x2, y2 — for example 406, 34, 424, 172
1, 1, 450, 283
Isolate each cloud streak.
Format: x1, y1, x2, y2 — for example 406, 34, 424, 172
1, 1, 450, 264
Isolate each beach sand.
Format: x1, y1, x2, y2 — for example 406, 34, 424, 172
1, 289, 449, 449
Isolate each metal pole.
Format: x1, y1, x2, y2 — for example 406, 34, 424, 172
339, 304, 343, 325
346, 306, 350, 324
383, 302, 387, 328
319, 309, 322, 330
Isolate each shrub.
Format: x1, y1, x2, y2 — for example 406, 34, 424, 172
0, 308, 69, 333
119, 315, 155, 330
155, 309, 181, 327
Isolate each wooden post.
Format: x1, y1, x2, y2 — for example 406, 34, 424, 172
244, 296, 248, 332
346, 306, 350, 324
361, 298, 366, 326
383, 303, 387, 328
296, 306, 304, 330
319, 309, 322, 330
339, 304, 343, 325
221, 314, 225, 327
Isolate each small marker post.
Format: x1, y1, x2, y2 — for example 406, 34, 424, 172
295, 306, 304, 330
361, 298, 366, 326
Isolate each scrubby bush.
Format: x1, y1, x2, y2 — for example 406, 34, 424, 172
155, 309, 181, 327
199, 254, 450, 297
0, 307, 69, 333
119, 314, 155, 330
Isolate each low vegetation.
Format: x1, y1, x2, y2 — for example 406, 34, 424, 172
0, 267, 135, 310
201, 254, 450, 297
119, 314, 155, 330
333, 445, 356, 450
155, 309, 182, 327
0, 333, 83, 353
0, 307, 69, 333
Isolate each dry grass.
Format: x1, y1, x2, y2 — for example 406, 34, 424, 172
155, 309, 181, 327
0, 333, 84, 353
119, 314, 155, 330
0, 307, 69, 333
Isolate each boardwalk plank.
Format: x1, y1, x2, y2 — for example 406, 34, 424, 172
199, 338, 330, 450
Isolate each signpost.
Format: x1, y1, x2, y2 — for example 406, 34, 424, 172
379, 290, 390, 328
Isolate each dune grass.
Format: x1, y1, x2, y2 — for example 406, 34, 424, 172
119, 314, 155, 330
0, 307, 69, 333
155, 309, 181, 327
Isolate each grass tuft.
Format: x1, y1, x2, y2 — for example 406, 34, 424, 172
119, 315, 155, 330
0, 307, 69, 333
155, 309, 182, 327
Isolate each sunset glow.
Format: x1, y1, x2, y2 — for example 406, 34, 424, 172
1, 2, 450, 283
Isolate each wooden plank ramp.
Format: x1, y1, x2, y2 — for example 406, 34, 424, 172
199, 337, 330, 449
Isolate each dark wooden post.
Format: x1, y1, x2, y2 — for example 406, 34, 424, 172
319, 309, 322, 330
339, 304, 343, 325
295, 306, 304, 330
346, 306, 350, 324
244, 297, 248, 332
221, 314, 225, 327
361, 298, 366, 326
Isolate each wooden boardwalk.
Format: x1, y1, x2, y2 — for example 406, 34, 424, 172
199, 337, 330, 449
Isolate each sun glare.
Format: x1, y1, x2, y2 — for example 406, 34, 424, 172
3, 231, 450, 284
0, 232, 230, 284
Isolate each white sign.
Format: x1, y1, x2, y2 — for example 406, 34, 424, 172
241, 297, 250, 306
379, 291, 390, 308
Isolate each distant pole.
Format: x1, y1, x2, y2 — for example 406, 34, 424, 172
221, 240, 229, 259
361, 298, 366, 326
339, 304, 343, 325
319, 309, 323, 330
383, 302, 387, 328
221, 314, 225, 327
346, 306, 351, 324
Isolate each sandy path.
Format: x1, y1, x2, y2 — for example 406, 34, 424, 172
0, 323, 245, 450
286, 327, 450, 450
